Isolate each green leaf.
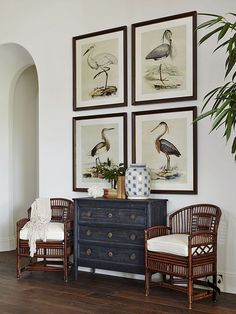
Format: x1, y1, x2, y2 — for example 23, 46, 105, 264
202, 85, 228, 111
213, 39, 230, 53
215, 100, 232, 116
199, 26, 224, 45
232, 137, 236, 155
198, 13, 222, 18
232, 22, 236, 31
193, 108, 219, 123
203, 86, 221, 100
227, 37, 233, 53
224, 113, 233, 141
218, 23, 231, 40
203, 86, 222, 100
210, 109, 229, 131
225, 50, 236, 77
197, 19, 219, 30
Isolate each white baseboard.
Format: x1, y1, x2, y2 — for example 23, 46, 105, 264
0, 236, 16, 251
218, 271, 236, 294
78, 267, 236, 294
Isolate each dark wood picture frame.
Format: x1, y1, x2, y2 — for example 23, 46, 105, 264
132, 11, 197, 106
73, 26, 127, 111
132, 106, 197, 194
73, 112, 127, 192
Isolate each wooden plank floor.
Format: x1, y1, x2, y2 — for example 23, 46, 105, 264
0, 251, 235, 314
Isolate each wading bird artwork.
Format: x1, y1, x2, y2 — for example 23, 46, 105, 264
145, 29, 182, 90
151, 121, 181, 170
91, 127, 114, 165
83, 45, 118, 97
146, 29, 174, 83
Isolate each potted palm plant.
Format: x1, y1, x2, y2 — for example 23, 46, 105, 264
196, 13, 236, 159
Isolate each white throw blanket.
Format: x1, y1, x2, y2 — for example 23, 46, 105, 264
22, 198, 51, 257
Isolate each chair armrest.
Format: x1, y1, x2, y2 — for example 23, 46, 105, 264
144, 226, 171, 240
16, 218, 29, 231
189, 231, 217, 245
64, 220, 73, 239
64, 219, 73, 229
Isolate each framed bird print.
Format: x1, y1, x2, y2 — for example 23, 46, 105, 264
73, 26, 127, 111
73, 112, 127, 192
131, 11, 197, 105
132, 106, 197, 194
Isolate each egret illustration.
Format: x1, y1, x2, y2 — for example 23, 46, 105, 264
145, 29, 174, 84
91, 127, 114, 162
83, 44, 118, 97
151, 121, 181, 170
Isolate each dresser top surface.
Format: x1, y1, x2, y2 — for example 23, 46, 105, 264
73, 197, 168, 203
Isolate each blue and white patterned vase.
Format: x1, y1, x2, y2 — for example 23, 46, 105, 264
125, 164, 151, 199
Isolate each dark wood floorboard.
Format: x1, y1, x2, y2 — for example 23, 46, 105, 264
0, 251, 235, 314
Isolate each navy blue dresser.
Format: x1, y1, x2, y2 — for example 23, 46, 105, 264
73, 198, 167, 279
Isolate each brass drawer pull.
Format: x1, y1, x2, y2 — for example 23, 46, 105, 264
130, 253, 136, 261
107, 232, 113, 239
86, 229, 92, 236
130, 233, 136, 241
86, 248, 92, 256
107, 212, 113, 219
108, 251, 113, 257
129, 213, 136, 220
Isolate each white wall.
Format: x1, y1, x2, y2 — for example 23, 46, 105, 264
13, 65, 38, 223
0, 0, 235, 293
0, 43, 36, 250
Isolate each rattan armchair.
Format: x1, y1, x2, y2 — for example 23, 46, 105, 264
16, 198, 74, 282
145, 204, 222, 309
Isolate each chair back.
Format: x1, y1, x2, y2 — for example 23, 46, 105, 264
27, 198, 73, 222
169, 204, 221, 235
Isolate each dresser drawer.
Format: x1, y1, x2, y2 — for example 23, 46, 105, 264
79, 206, 146, 226
79, 243, 144, 266
79, 225, 144, 245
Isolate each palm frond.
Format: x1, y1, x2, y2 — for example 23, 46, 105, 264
197, 12, 236, 159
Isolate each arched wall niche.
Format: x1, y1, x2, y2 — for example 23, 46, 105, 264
0, 42, 39, 251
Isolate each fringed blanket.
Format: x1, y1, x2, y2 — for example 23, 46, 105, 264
22, 198, 51, 257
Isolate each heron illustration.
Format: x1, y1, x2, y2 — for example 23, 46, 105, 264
83, 45, 118, 94
91, 127, 114, 162
151, 121, 181, 170
145, 29, 174, 83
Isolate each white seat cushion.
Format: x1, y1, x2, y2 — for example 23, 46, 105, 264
147, 234, 189, 256
20, 222, 64, 241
